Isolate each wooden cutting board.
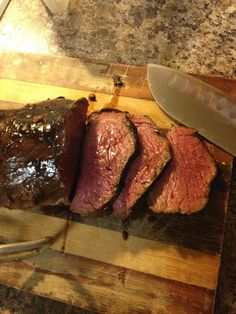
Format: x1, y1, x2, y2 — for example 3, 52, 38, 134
0, 52, 235, 314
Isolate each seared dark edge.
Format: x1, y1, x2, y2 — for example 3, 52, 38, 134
0, 97, 88, 209
147, 126, 217, 214
112, 115, 171, 219
70, 110, 138, 216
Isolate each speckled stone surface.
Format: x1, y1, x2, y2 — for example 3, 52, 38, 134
0, 0, 235, 313
0, 0, 235, 77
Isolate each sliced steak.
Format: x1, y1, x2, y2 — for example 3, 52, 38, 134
112, 115, 171, 218
0, 97, 88, 209
147, 126, 217, 214
70, 110, 137, 216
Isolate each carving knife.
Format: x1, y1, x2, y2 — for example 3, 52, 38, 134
147, 64, 236, 156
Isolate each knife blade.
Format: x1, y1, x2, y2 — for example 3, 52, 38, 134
147, 64, 236, 156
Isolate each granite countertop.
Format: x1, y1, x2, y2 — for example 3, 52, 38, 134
0, 0, 235, 313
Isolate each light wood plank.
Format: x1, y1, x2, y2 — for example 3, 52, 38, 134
0, 78, 173, 129
0, 207, 219, 289
0, 52, 152, 100
0, 250, 214, 314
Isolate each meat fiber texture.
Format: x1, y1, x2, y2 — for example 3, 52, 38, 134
70, 110, 137, 216
147, 126, 217, 214
0, 97, 88, 209
112, 115, 171, 218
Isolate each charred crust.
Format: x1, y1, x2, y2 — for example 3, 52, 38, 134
88, 108, 124, 119
0, 98, 88, 209
112, 75, 125, 87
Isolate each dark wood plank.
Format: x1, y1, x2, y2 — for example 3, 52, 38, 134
0, 249, 215, 314
1, 52, 236, 101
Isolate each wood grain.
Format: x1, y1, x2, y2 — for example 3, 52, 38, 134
0, 52, 234, 314
1, 51, 236, 101
0, 250, 214, 314
0, 208, 220, 289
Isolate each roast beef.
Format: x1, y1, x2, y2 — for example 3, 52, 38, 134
147, 126, 217, 214
112, 115, 171, 218
0, 97, 88, 209
70, 110, 137, 216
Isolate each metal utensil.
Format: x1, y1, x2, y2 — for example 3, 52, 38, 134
147, 64, 236, 156
0, 236, 53, 262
